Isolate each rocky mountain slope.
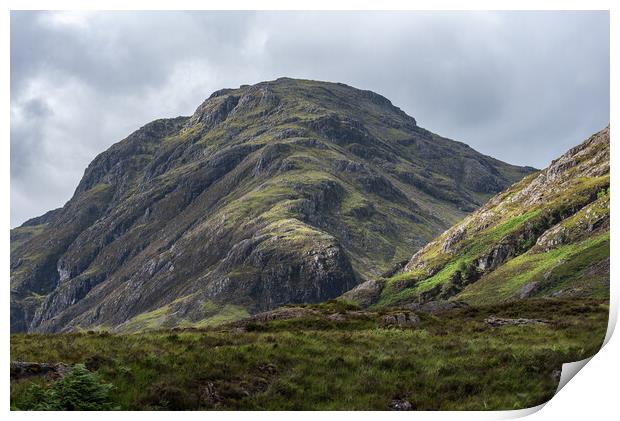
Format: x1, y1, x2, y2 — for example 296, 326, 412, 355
10, 78, 534, 333
349, 127, 609, 308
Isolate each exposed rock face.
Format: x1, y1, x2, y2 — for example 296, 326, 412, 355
519, 282, 539, 299
341, 279, 384, 307
10, 78, 533, 333
375, 126, 609, 307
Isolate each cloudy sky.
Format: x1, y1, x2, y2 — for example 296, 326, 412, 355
10, 11, 609, 227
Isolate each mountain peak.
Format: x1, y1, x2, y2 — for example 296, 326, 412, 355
190, 78, 414, 131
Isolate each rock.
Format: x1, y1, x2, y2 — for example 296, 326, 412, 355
388, 399, 413, 410
441, 225, 467, 253
551, 368, 562, 384
474, 242, 514, 272
307, 113, 372, 146
381, 312, 420, 327
484, 317, 548, 327
536, 225, 568, 251
327, 313, 345, 321
199, 381, 222, 408
341, 279, 383, 307
519, 282, 539, 299
10, 361, 70, 381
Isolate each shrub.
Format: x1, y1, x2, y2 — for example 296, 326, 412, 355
597, 187, 609, 199
14, 364, 117, 410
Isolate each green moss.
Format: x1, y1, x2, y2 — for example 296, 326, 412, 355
120, 298, 250, 332
164, 123, 204, 143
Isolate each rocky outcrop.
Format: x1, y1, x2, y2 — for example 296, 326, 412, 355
381, 312, 421, 327
341, 279, 384, 307
11, 362, 69, 381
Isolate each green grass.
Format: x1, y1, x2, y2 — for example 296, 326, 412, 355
484, 210, 541, 243
181, 303, 250, 329
10, 224, 49, 252
379, 175, 609, 307
11, 298, 608, 410
117, 304, 175, 331
118, 297, 250, 333
458, 232, 610, 305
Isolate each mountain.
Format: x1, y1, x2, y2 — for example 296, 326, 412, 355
351, 126, 609, 308
10, 78, 534, 333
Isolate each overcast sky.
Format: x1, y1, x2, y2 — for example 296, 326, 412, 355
10, 11, 609, 227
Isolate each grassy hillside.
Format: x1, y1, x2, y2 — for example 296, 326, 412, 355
363, 127, 609, 309
11, 298, 607, 410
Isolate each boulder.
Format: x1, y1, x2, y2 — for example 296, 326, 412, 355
381, 312, 420, 327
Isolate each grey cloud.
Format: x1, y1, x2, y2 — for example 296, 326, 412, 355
10, 98, 52, 179
10, 11, 609, 227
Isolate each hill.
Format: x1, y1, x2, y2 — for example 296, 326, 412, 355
352, 126, 609, 308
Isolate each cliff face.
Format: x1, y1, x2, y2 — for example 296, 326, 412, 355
10, 78, 534, 332
366, 127, 609, 308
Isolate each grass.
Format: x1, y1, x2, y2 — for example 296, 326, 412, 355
118, 297, 250, 333
181, 304, 250, 329
10, 224, 49, 252
11, 298, 608, 410
379, 173, 609, 307
457, 231, 610, 305
484, 210, 541, 244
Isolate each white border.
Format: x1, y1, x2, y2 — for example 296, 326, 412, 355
3, 1, 617, 419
